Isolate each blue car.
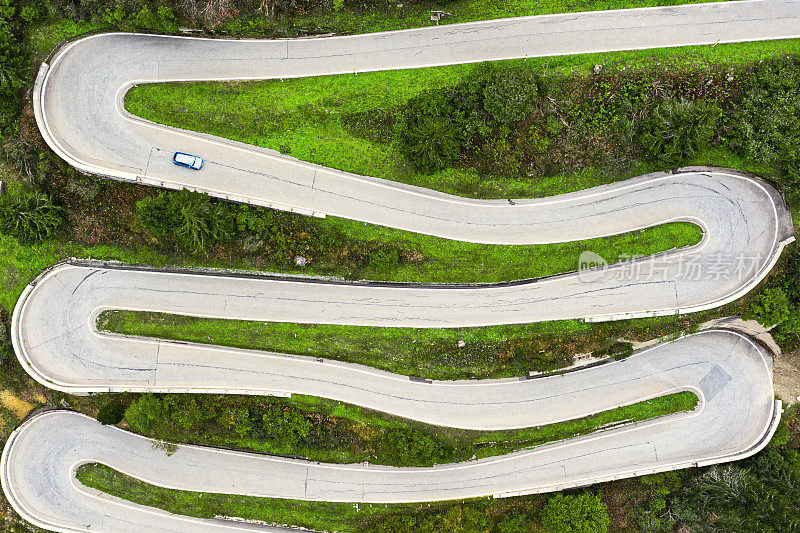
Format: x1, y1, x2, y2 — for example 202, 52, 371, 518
173, 152, 203, 170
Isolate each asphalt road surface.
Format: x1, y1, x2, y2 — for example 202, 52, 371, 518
5, 0, 799, 531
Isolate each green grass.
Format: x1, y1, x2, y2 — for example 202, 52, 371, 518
322, 219, 702, 283
26, 18, 111, 64
99, 307, 640, 379
225, 0, 732, 37
76, 391, 696, 531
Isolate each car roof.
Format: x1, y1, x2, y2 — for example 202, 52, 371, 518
174, 152, 195, 163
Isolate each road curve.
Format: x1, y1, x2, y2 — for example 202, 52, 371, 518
6, 254, 791, 425
1, 331, 781, 533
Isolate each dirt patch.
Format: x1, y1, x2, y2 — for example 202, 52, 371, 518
774, 350, 800, 405
0, 390, 35, 419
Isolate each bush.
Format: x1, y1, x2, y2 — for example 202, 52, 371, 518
483, 65, 540, 123
367, 248, 400, 271
732, 57, 800, 189
0, 310, 11, 362
541, 492, 610, 533
124, 393, 164, 433
97, 400, 126, 425
131, 5, 178, 33
261, 404, 313, 446
381, 428, 447, 467
744, 286, 791, 328
2, 139, 52, 187
396, 91, 463, 172
0, 0, 28, 132
136, 189, 235, 252
0, 187, 62, 242
640, 99, 720, 166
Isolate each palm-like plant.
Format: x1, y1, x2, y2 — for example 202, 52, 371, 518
0, 188, 62, 242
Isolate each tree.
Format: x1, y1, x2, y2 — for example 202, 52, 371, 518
541, 492, 610, 533
0, 188, 62, 242
125, 393, 164, 433
97, 400, 126, 425
396, 91, 463, 172
744, 286, 791, 328
640, 98, 720, 166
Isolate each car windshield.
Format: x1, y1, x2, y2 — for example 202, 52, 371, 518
175, 153, 194, 165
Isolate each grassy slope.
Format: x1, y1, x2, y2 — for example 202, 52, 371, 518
76, 391, 696, 531
99, 308, 650, 378
281, 0, 730, 36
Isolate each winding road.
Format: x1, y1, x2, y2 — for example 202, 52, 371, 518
4, 1, 800, 531
2, 332, 781, 532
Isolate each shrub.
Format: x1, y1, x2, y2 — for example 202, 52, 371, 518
541, 492, 610, 533
136, 189, 235, 252
367, 248, 400, 271
2, 139, 51, 187
396, 91, 463, 172
261, 404, 313, 446
381, 428, 446, 466
744, 286, 791, 328
0, 188, 62, 242
483, 65, 540, 123
131, 5, 178, 33
733, 87, 800, 188
0, 0, 28, 132
773, 312, 800, 350
125, 393, 164, 433
639, 99, 720, 166
97, 401, 126, 425
65, 177, 103, 200
0, 310, 11, 362
666, 443, 800, 532
594, 340, 634, 360
477, 126, 521, 177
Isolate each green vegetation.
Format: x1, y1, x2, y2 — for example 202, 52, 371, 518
639, 99, 720, 165
542, 491, 610, 533
219, 0, 728, 37
745, 244, 800, 350
100, 310, 646, 378
118, 391, 698, 466
3, 1, 800, 530
77, 459, 548, 532
96, 400, 125, 425
0, 182, 61, 242
133, 187, 702, 283
636, 404, 800, 532
731, 55, 800, 185
0, 0, 28, 132
137, 189, 235, 252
